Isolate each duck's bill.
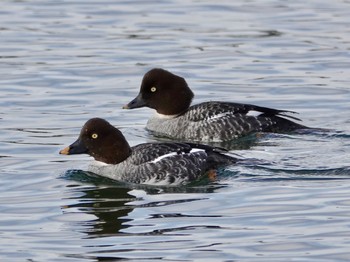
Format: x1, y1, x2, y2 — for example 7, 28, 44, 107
59, 146, 71, 155
59, 139, 87, 155
122, 93, 146, 109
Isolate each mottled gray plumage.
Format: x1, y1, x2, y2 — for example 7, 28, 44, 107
147, 101, 307, 142
60, 118, 237, 185
124, 68, 309, 142
89, 142, 234, 185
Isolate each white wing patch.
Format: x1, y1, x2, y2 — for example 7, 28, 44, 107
207, 112, 231, 121
151, 152, 178, 163
246, 110, 262, 117
188, 148, 205, 154
150, 148, 205, 163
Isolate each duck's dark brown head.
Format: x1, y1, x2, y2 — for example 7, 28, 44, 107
123, 68, 194, 115
60, 118, 131, 164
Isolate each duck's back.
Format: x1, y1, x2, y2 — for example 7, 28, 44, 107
89, 142, 236, 185
147, 101, 308, 142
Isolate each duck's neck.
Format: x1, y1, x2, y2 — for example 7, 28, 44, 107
156, 86, 194, 115
91, 134, 132, 165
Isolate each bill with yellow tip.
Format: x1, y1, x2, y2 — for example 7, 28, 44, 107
59, 146, 70, 155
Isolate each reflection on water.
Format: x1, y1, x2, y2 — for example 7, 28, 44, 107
58, 171, 350, 261
63, 186, 135, 237
1, 0, 350, 261
61, 170, 224, 238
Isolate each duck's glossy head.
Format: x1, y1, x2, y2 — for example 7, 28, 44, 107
60, 118, 131, 164
123, 68, 194, 115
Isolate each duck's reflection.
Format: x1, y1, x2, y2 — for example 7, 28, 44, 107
61, 170, 225, 238
61, 171, 137, 237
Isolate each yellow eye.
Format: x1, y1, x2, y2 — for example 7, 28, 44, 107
91, 133, 98, 139
150, 86, 157, 92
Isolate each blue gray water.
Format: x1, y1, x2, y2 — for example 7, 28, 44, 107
1, 0, 350, 261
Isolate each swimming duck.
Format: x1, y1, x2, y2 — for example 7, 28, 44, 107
123, 68, 308, 142
59, 118, 238, 185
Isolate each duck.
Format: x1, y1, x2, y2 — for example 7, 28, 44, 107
123, 68, 309, 142
59, 118, 238, 185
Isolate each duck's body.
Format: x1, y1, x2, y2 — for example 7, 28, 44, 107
146, 101, 306, 142
124, 68, 309, 142
89, 142, 234, 185
60, 118, 237, 185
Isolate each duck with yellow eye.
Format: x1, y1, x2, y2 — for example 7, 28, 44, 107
123, 68, 313, 142
60, 120, 131, 165
59, 118, 240, 185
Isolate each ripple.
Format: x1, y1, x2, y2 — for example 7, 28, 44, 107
1, 0, 350, 261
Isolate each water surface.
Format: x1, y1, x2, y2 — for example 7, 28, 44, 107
0, 0, 350, 261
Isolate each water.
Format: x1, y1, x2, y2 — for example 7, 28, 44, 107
1, 0, 350, 260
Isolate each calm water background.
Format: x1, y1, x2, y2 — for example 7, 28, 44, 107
1, 0, 350, 261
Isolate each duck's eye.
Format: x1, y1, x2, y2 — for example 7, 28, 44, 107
150, 86, 157, 92
91, 133, 98, 139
